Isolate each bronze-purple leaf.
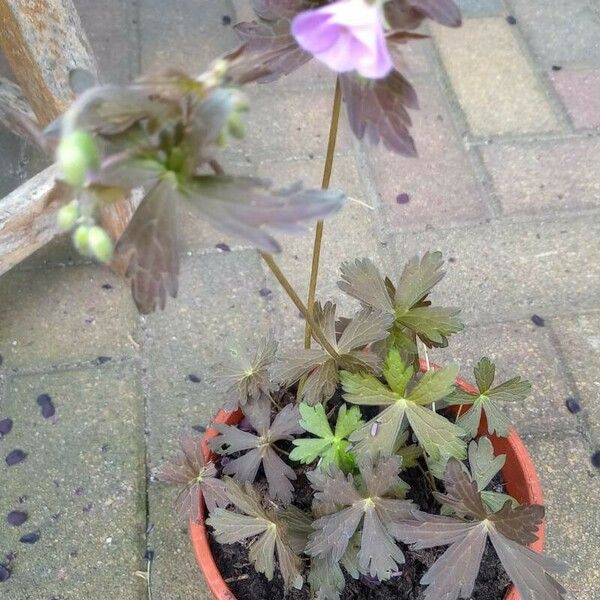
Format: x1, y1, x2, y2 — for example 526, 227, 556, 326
340, 70, 418, 157
306, 456, 414, 581
208, 402, 302, 504
158, 436, 229, 522
116, 181, 180, 315
392, 459, 567, 600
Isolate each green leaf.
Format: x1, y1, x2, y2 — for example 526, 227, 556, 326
405, 402, 467, 461
481, 490, 519, 513
394, 251, 446, 311
487, 377, 532, 403
383, 348, 413, 395
290, 403, 363, 470
408, 364, 459, 406
474, 357, 495, 393
350, 402, 407, 457
396, 305, 463, 347
468, 437, 506, 490
340, 371, 400, 406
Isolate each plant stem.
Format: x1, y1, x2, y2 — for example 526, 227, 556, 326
304, 77, 342, 349
260, 253, 340, 360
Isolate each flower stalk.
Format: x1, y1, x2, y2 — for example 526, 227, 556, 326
304, 77, 343, 349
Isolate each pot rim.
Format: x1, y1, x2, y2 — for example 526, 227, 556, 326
189, 362, 544, 600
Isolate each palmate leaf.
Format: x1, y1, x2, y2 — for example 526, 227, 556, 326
208, 401, 302, 504
116, 180, 180, 314
338, 253, 463, 355
183, 175, 345, 253
207, 478, 303, 589
342, 348, 466, 460
290, 403, 363, 471
218, 336, 277, 410
448, 357, 532, 438
158, 436, 229, 522
274, 302, 394, 405
391, 459, 566, 600
306, 456, 414, 582
340, 70, 419, 157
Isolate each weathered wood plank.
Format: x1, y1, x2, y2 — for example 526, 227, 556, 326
0, 0, 137, 274
0, 76, 39, 141
0, 0, 98, 127
0, 165, 66, 276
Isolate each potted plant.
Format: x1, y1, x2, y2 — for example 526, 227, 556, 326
1, 0, 567, 598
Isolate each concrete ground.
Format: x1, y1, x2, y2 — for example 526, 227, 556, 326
1, 0, 599, 598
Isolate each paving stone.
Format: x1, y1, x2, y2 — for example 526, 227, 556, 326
256, 154, 388, 349
509, 0, 600, 64
392, 215, 600, 325
551, 69, 600, 129
0, 265, 138, 370
142, 250, 271, 596
433, 18, 560, 136
231, 83, 353, 162
366, 79, 487, 232
455, 0, 503, 17
431, 320, 576, 436
74, 0, 137, 82
0, 366, 146, 599
140, 0, 238, 74
481, 137, 600, 215
522, 432, 600, 599
550, 314, 600, 443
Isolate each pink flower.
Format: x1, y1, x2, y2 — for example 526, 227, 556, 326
291, 0, 393, 79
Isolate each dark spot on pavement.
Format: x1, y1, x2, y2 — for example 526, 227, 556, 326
565, 398, 581, 414
531, 314, 545, 327
37, 394, 56, 418
187, 374, 201, 383
506, 15, 517, 25
20, 531, 41, 544
0, 418, 13, 437
0, 564, 10, 582
144, 549, 155, 561
259, 288, 272, 298
222, 15, 231, 25
101, 283, 113, 290
7, 511, 28, 526
396, 193, 410, 204
192, 424, 206, 433
6, 449, 27, 466
215, 243, 231, 252
93, 356, 112, 365
551, 65, 562, 71
0, 354, 3, 367
591, 451, 600, 469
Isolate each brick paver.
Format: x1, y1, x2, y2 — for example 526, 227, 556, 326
1, 1, 599, 599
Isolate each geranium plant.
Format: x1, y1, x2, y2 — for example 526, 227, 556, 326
0, 0, 567, 598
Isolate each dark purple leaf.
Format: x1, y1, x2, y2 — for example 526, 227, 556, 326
19, 531, 41, 544
340, 71, 418, 157
116, 182, 180, 315
0, 418, 13, 437
5, 449, 27, 466
7, 511, 28, 526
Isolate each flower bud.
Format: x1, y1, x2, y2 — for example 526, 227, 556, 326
72, 225, 91, 256
56, 130, 99, 188
57, 200, 80, 232
227, 113, 246, 139
87, 226, 114, 263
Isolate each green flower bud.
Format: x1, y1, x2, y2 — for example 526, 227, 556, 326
227, 113, 246, 140
57, 200, 80, 232
56, 130, 99, 188
87, 226, 114, 263
72, 225, 91, 256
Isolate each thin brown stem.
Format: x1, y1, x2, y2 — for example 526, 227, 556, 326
304, 77, 342, 349
260, 252, 340, 360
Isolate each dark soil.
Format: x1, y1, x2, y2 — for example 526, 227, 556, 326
209, 388, 512, 600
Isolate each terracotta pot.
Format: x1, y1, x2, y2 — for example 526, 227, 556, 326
190, 364, 544, 600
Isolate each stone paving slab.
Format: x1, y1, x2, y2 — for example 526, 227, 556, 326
508, 0, 600, 65
141, 250, 272, 598
0, 365, 146, 599
551, 68, 600, 129
431, 319, 577, 436
364, 78, 488, 232
392, 215, 600, 325
432, 18, 561, 136
522, 432, 600, 600
481, 136, 600, 215
0, 265, 138, 370
549, 314, 600, 445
